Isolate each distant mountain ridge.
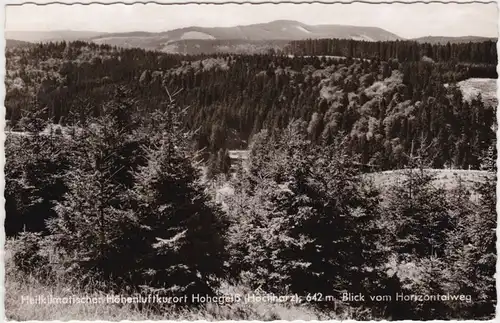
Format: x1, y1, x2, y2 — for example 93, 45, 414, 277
94, 20, 402, 42
6, 20, 496, 54
6, 20, 401, 54
87, 20, 403, 53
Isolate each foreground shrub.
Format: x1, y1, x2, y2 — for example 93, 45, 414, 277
9, 232, 50, 276
5, 110, 72, 236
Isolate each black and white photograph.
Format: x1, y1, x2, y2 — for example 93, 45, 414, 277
2, 0, 498, 320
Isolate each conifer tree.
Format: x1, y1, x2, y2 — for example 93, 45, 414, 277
128, 136, 228, 297
47, 87, 229, 298
46, 88, 140, 283
226, 121, 387, 312
467, 167, 496, 317
5, 108, 71, 236
384, 160, 451, 259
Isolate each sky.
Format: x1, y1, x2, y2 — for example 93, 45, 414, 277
4, 0, 499, 39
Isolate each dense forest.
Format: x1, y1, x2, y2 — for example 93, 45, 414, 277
4, 37, 497, 320
5, 95, 497, 319
5, 39, 497, 172
285, 38, 497, 64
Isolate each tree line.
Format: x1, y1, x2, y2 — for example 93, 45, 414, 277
284, 38, 497, 65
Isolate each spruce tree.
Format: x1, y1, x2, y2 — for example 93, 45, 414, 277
5, 108, 71, 236
384, 162, 451, 259
226, 120, 387, 313
46, 89, 140, 283
47, 87, 229, 299
128, 137, 228, 297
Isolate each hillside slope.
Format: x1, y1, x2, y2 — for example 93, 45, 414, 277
90, 20, 401, 53
5, 40, 496, 170
6, 39, 32, 48
95, 20, 401, 42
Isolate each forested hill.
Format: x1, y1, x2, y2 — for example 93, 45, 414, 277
285, 39, 497, 65
413, 36, 497, 45
5, 39, 497, 171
